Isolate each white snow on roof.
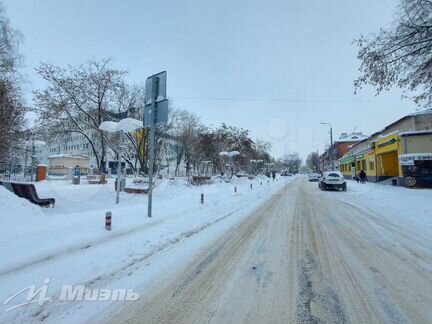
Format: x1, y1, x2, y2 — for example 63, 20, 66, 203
48, 154, 90, 160
399, 130, 432, 136
23, 140, 46, 146
408, 109, 432, 116
334, 132, 369, 142
377, 130, 399, 139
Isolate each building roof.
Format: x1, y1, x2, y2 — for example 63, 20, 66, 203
348, 109, 432, 150
48, 154, 90, 160
399, 130, 432, 136
334, 132, 368, 142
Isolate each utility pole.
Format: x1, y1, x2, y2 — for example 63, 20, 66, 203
320, 122, 334, 171
330, 126, 334, 171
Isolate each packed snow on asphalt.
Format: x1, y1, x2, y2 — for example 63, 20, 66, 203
0, 175, 431, 324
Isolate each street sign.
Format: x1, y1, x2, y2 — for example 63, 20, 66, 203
144, 71, 167, 106
144, 71, 168, 218
144, 99, 168, 128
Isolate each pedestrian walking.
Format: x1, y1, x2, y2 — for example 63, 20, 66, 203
359, 170, 367, 184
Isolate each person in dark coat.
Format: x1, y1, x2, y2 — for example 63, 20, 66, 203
272, 170, 276, 181
359, 170, 367, 184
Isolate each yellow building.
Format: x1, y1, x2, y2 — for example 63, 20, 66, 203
340, 153, 354, 179
375, 132, 401, 181
340, 130, 432, 186
340, 149, 376, 180
48, 154, 90, 176
339, 110, 432, 185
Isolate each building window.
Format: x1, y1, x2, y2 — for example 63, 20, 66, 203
369, 160, 375, 170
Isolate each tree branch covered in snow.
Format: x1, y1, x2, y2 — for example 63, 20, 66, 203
354, 0, 432, 108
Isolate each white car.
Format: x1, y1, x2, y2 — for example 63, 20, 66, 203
308, 173, 320, 182
319, 171, 347, 191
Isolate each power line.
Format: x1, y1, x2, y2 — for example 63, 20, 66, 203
169, 96, 402, 104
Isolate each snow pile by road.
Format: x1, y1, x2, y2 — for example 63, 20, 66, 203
0, 185, 45, 223
342, 180, 432, 230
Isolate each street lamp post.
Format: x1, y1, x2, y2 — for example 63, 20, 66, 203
219, 151, 240, 179
202, 160, 212, 176
256, 159, 263, 175
99, 118, 142, 204
320, 122, 334, 171
264, 162, 274, 174
250, 159, 256, 175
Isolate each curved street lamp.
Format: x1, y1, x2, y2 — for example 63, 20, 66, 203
99, 118, 143, 204
219, 150, 240, 179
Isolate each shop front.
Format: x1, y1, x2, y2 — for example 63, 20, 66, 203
398, 131, 432, 188
366, 150, 376, 181
339, 154, 355, 179
399, 153, 432, 188
375, 132, 401, 181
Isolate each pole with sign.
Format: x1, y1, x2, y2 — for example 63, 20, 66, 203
144, 72, 168, 218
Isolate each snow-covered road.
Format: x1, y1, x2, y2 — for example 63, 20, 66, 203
94, 177, 432, 324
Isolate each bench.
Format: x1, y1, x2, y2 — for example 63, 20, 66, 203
124, 187, 149, 194
87, 175, 100, 184
86, 174, 107, 184
0, 181, 55, 208
191, 176, 212, 185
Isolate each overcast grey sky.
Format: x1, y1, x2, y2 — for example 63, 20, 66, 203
3, 0, 419, 159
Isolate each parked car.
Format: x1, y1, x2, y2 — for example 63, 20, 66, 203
308, 173, 320, 182
319, 171, 347, 191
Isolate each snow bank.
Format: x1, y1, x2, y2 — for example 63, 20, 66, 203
338, 180, 432, 230
0, 186, 45, 221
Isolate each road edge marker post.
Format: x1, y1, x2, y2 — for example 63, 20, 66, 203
105, 211, 112, 231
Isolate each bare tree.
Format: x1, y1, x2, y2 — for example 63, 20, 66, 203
279, 153, 302, 173
33, 58, 127, 171
170, 109, 203, 176
306, 151, 320, 172
195, 124, 259, 175
354, 0, 432, 108
0, 3, 26, 168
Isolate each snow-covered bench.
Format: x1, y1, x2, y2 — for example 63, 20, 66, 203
87, 175, 100, 184
0, 181, 55, 208
191, 176, 212, 185
86, 174, 107, 184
